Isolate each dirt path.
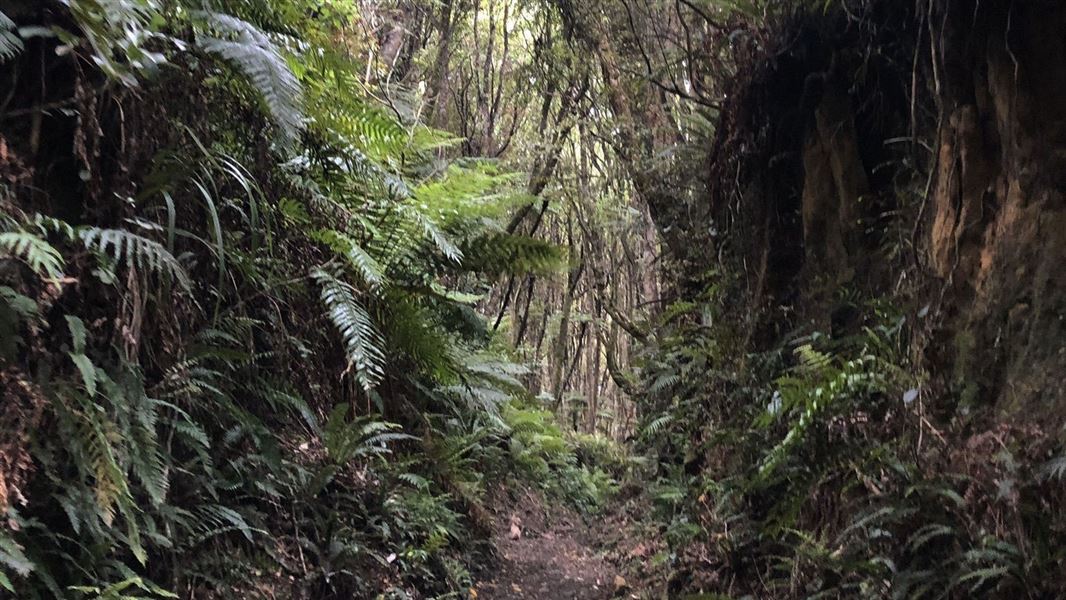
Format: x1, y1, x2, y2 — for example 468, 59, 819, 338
475, 492, 624, 599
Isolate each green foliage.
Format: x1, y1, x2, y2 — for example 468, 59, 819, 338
503, 405, 619, 512
0, 1, 572, 597
314, 268, 387, 391
0, 231, 65, 279
80, 227, 191, 291
62, 0, 166, 85
195, 10, 304, 148
633, 290, 1066, 598
0, 11, 23, 62
459, 233, 565, 276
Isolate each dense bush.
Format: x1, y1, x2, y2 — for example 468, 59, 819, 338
0, 2, 599, 597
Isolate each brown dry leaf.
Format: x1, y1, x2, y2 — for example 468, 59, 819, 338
509, 513, 522, 540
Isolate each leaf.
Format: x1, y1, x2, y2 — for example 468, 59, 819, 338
0, 10, 23, 62
314, 230, 386, 291
313, 269, 387, 390
70, 353, 98, 397
65, 314, 87, 353
0, 533, 33, 576
0, 231, 65, 279
80, 227, 191, 290
196, 11, 303, 149
398, 472, 430, 490
62, 0, 165, 85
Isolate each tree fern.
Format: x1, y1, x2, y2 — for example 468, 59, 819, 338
380, 293, 460, 381
301, 49, 406, 159
399, 205, 464, 265
413, 163, 523, 222
313, 268, 386, 390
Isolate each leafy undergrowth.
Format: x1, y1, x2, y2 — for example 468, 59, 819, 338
0, 3, 618, 599
625, 289, 1066, 598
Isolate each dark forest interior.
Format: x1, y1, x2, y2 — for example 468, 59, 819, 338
1, 1, 1064, 598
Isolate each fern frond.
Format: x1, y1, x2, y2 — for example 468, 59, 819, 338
398, 472, 431, 490
458, 233, 564, 275
0, 231, 65, 279
251, 376, 319, 432
313, 229, 386, 291
31, 214, 76, 240
413, 163, 522, 223
302, 50, 407, 159
196, 11, 303, 149
0, 532, 33, 577
323, 404, 410, 464
80, 227, 191, 291
648, 372, 680, 395
381, 294, 460, 381
313, 268, 386, 390
444, 384, 512, 415
189, 504, 260, 543
64, 0, 165, 85
70, 575, 177, 599
643, 414, 673, 435
462, 355, 530, 390
0, 11, 23, 63
401, 205, 463, 264
1039, 455, 1066, 481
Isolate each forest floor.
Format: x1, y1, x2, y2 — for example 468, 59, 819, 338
474, 488, 640, 599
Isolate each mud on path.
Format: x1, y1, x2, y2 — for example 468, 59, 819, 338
474, 490, 626, 599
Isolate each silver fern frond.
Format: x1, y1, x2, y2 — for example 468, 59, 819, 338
313, 268, 387, 391
0, 231, 65, 279
196, 11, 303, 149
0, 11, 23, 63
80, 227, 191, 291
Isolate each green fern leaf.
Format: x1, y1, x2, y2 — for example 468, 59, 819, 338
0, 231, 65, 279
196, 11, 303, 149
0, 533, 33, 577
0, 11, 23, 63
459, 233, 563, 275
314, 229, 386, 291
80, 227, 191, 291
313, 268, 386, 390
